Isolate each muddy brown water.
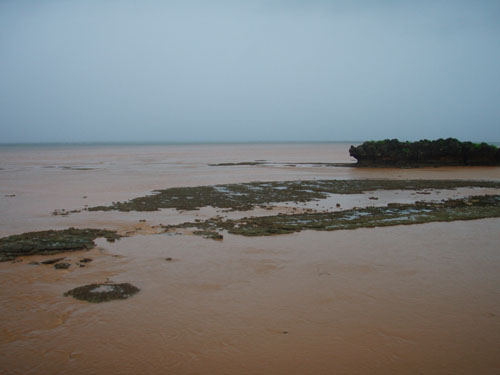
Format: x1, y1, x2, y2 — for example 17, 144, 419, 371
1, 143, 500, 374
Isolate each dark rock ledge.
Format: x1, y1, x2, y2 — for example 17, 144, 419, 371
349, 138, 500, 167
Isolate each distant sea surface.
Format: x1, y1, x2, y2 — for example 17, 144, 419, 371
0, 139, 498, 147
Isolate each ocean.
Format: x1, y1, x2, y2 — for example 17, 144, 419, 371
1, 142, 500, 374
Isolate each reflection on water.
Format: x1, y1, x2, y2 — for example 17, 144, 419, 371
1, 144, 500, 374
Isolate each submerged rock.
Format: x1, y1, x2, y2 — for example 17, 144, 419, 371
64, 283, 140, 303
54, 262, 70, 269
41, 257, 65, 265
193, 230, 223, 240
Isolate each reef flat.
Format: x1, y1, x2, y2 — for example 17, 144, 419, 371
3, 179, 500, 261
163, 195, 500, 237
87, 179, 500, 212
0, 228, 120, 262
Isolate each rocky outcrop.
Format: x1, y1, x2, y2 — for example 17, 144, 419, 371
349, 138, 500, 167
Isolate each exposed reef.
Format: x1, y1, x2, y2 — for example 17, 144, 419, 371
27, 257, 94, 269
350, 138, 500, 167
209, 161, 351, 167
3, 180, 500, 263
193, 230, 224, 240
87, 179, 500, 213
209, 161, 266, 166
64, 283, 140, 303
163, 195, 500, 237
0, 228, 121, 261
41, 257, 65, 265
54, 262, 71, 270
52, 208, 82, 216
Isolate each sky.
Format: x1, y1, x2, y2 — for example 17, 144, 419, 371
0, 0, 499, 143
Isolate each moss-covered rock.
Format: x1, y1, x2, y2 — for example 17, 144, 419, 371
193, 230, 223, 240
0, 228, 121, 260
64, 283, 140, 303
87, 179, 500, 212
164, 195, 500, 237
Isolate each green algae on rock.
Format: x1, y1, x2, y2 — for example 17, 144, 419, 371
87, 179, 500, 213
0, 228, 121, 261
64, 283, 140, 303
163, 195, 500, 237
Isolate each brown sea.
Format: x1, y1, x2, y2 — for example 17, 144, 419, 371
1, 142, 500, 374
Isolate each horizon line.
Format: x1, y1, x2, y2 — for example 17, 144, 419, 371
0, 140, 363, 146
1, 138, 499, 147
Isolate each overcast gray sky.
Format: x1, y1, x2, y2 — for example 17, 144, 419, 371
1, 0, 499, 143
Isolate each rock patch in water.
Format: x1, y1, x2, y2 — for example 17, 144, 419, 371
64, 283, 140, 303
54, 262, 71, 269
193, 230, 223, 240
41, 257, 65, 265
0, 228, 121, 260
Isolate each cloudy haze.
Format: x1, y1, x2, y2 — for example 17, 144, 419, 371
1, 0, 499, 143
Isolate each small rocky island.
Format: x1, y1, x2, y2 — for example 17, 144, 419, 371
349, 138, 500, 167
